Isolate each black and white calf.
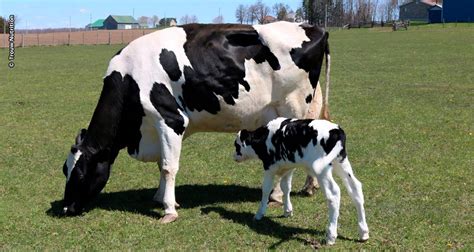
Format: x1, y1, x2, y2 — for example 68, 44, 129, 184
234, 117, 369, 245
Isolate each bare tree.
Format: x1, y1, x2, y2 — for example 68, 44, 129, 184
253, 0, 270, 24
138, 16, 151, 27
151, 15, 159, 28
180, 14, 198, 25
235, 4, 247, 24
247, 4, 258, 24
213, 15, 224, 24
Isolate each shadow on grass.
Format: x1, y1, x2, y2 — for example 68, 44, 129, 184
47, 184, 261, 218
201, 206, 360, 249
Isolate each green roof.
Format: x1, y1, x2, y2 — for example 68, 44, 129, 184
110, 15, 138, 24
90, 19, 104, 28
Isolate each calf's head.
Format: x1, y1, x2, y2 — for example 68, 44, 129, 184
234, 129, 258, 162
61, 129, 112, 216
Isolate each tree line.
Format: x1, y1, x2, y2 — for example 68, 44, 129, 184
235, 0, 427, 26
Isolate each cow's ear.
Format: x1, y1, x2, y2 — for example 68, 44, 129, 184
75, 128, 87, 145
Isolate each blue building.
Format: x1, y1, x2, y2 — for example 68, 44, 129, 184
429, 5, 443, 23
443, 0, 474, 22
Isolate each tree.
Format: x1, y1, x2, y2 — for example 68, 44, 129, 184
180, 14, 198, 24
138, 16, 150, 27
273, 3, 291, 21
235, 4, 247, 24
247, 4, 258, 24
213, 15, 224, 24
151, 15, 159, 28
0, 17, 7, 34
253, 0, 270, 24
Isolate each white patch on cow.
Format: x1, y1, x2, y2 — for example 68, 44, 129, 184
66, 150, 82, 182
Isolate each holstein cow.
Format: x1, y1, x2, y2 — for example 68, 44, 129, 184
233, 118, 369, 245
61, 21, 331, 223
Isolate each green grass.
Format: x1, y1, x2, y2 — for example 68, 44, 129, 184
1, 26, 473, 250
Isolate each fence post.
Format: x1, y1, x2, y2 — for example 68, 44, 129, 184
96, 30, 99, 45
52, 32, 55, 46
37, 33, 39, 46
68, 32, 71, 46
83, 31, 85, 44
121, 31, 123, 44
22, 33, 24, 47
108, 31, 111, 45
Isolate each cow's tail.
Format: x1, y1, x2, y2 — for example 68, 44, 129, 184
321, 39, 331, 121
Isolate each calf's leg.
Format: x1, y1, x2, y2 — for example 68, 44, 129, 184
312, 164, 341, 245
333, 158, 369, 241
255, 170, 275, 220
281, 169, 295, 217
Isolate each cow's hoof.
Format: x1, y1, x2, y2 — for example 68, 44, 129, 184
283, 210, 293, 218
159, 214, 178, 224
253, 214, 263, 221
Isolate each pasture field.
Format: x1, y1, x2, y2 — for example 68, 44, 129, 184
1, 25, 473, 250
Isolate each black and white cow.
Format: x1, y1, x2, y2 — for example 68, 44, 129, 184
233, 118, 369, 245
61, 22, 331, 223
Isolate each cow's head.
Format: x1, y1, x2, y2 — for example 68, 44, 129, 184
234, 129, 258, 163
61, 129, 112, 216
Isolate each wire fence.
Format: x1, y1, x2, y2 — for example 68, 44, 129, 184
0, 29, 159, 48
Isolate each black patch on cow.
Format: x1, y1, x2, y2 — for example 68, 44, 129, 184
269, 119, 318, 163
306, 94, 313, 104
159, 49, 182, 82
290, 24, 329, 89
62, 161, 68, 177
179, 24, 280, 114
150, 83, 186, 135
82, 71, 144, 158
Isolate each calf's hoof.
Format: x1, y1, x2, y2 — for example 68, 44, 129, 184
159, 213, 178, 224
253, 214, 263, 221
359, 231, 369, 242
283, 210, 293, 218
326, 237, 336, 246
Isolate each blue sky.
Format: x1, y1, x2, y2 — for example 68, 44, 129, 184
0, 0, 301, 29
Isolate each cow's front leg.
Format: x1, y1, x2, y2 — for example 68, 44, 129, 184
157, 125, 184, 224
153, 164, 181, 208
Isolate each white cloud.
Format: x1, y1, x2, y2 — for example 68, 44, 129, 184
79, 8, 89, 14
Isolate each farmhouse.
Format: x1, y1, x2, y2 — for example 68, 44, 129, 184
85, 19, 105, 30
159, 18, 177, 27
103, 15, 139, 30
399, 0, 441, 22
443, 0, 474, 22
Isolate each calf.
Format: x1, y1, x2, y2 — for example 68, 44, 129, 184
233, 117, 369, 245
